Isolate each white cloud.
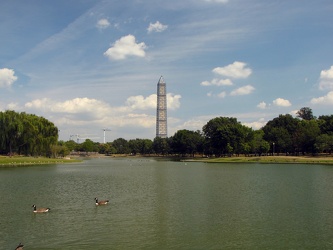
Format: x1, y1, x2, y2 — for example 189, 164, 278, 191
176, 117, 208, 133
257, 101, 267, 109
167, 93, 182, 110
289, 110, 299, 116
147, 21, 168, 33
126, 94, 156, 110
311, 91, 333, 105
126, 93, 182, 111
25, 98, 47, 109
96, 18, 110, 29
230, 85, 255, 96
320, 65, 333, 79
104, 35, 147, 60
218, 91, 227, 98
213, 61, 252, 79
273, 98, 292, 107
200, 78, 233, 86
7, 102, 19, 110
0, 68, 18, 88
243, 118, 266, 130
23, 97, 153, 130
25, 97, 110, 116
23, 93, 181, 131
319, 65, 333, 90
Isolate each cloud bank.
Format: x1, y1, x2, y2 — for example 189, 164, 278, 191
0, 68, 18, 88
319, 65, 333, 90
96, 18, 110, 29
273, 98, 291, 107
104, 35, 147, 60
23, 93, 181, 129
213, 61, 252, 79
147, 21, 168, 33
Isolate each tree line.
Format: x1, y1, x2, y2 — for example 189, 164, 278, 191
61, 107, 333, 157
0, 110, 58, 156
1, 107, 333, 158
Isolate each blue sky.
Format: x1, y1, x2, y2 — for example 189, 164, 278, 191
1, 0, 333, 142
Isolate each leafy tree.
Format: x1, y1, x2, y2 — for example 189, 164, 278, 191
315, 134, 333, 154
318, 115, 333, 134
81, 139, 97, 152
153, 137, 170, 155
170, 129, 204, 156
250, 130, 270, 156
294, 119, 320, 154
296, 107, 315, 120
140, 139, 153, 155
98, 143, 109, 154
128, 138, 153, 155
64, 140, 78, 152
240, 142, 251, 156
202, 117, 253, 157
0, 110, 58, 156
129, 139, 140, 155
112, 138, 130, 154
262, 114, 298, 154
50, 144, 69, 157
98, 142, 116, 155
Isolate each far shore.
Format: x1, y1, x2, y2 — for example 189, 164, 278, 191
0, 156, 80, 167
2, 154, 333, 166
184, 155, 333, 164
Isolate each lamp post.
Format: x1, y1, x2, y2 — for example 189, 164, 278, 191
273, 142, 275, 156
102, 128, 111, 144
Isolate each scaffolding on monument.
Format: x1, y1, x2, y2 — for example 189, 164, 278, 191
156, 76, 167, 138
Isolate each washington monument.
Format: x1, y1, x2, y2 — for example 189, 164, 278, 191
156, 76, 167, 138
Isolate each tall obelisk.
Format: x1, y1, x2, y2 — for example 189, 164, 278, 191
156, 76, 167, 138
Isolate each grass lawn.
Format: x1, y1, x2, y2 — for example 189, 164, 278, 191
187, 155, 333, 164
0, 156, 81, 167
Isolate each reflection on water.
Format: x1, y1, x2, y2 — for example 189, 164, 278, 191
1, 158, 333, 249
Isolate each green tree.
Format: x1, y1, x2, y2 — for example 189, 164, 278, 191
129, 139, 141, 155
296, 107, 315, 120
250, 130, 270, 156
128, 138, 153, 155
294, 119, 320, 154
112, 138, 130, 154
64, 140, 77, 152
81, 139, 96, 152
0, 110, 58, 156
140, 139, 153, 155
50, 144, 70, 157
202, 117, 252, 157
318, 115, 333, 135
153, 137, 169, 155
170, 129, 204, 157
315, 134, 333, 154
262, 114, 298, 154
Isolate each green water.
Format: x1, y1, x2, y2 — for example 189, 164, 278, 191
1, 158, 333, 249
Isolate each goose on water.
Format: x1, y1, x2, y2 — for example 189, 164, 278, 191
32, 204, 50, 213
15, 243, 24, 250
95, 197, 109, 205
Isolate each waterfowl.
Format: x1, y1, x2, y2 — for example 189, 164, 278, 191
95, 197, 109, 205
15, 243, 24, 250
32, 204, 50, 213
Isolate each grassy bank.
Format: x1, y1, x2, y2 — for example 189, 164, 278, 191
187, 155, 333, 164
0, 156, 81, 167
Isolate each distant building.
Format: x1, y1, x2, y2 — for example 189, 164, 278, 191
156, 76, 167, 138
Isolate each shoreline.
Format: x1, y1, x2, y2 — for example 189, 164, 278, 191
184, 155, 333, 164
0, 156, 80, 167
2, 154, 333, 166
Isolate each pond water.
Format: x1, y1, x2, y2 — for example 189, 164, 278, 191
1, 157, 333, 249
